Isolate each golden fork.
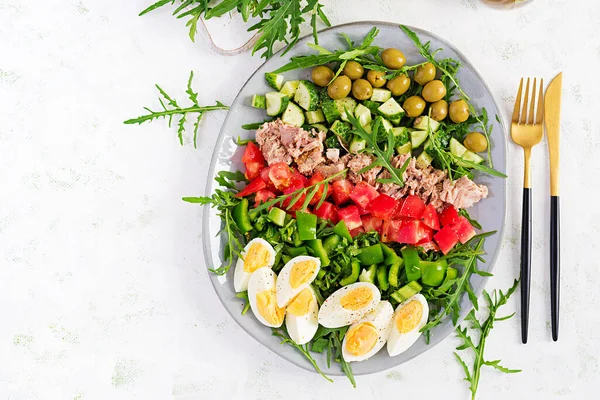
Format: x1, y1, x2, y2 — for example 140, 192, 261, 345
510, 77, 544, 344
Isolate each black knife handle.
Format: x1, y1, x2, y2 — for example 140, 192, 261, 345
550, 196, 560, 341
520, 188, 532, 344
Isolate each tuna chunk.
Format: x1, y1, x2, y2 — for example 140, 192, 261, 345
439, 176, 489, 209
315, 161, 345, 179
342, 154, 382, 187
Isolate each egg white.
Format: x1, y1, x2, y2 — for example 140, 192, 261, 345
285, 287, 319, 345
247, 267, 284, 328
233, 238, 276, 293
318, 282, 381, 328
342, 301, 394, 362
387, 294, 429, 357
275, 256, 320, 307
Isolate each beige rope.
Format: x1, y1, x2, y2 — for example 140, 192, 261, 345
199, 17, 260, 56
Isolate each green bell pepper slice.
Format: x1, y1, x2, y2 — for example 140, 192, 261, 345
388, 257, 404, 288
376, 264, 389, 291
306, 239, 330, 267
390, 281, 423, 303
296, 211, 317, 241
232, 198, 253, 233
323, 234, 342, 255
359, 264, 377, 284
381, 244, 401, 266
420, 259, 449, 287
340, 259, 361, 286
401, 246, 421, 282
357, 244, 385, 265
287, 246, 308, 257
333, 220, 352, 241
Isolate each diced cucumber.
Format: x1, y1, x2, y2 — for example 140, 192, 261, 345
294, 80, 320, 111
377, 98, 404, 121
392, 127, 409, 142
349, 135, 367, 154
281, 102, 305, 127
362, 100, 380, 114
414, 116, 440, 132
359, 265, 378, 284
268, 207, 286, 227
371, 88, 392, 102
354, 104, 372, 128
380, 118, 393, 133
265, 92, 290, 116
390, 281, 423, 303
280, 80, 300, 97
395, 142, 412, 155
311, 123, 328, 133
251, 94, 266, 109
335, 97, 358, 122
321, 97, 341, 123
460, 150, 484, 165
410, 130, 428, 149
330, 120, 351, 138
449, 137, 468, 158
265, 73, 284, 90
305, 109, 325, 124
416, 151, 433, 169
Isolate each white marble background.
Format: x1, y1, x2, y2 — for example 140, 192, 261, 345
1, 0, 599, 399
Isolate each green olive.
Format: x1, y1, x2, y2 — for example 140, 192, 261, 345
403, 96, 426, 118
343, 61, 364, 80
367, 70, 387, 88
430, 100, 448, 121
381, 48, 406, 69
352, 79, 373, 100
327, 75, 352, 100
312, 65, 335, 87
449, 99, 470, 123
464, 132, 488, 153
414, 62, 436, 85
422, 80, 447, 103
386, 74, 411, 96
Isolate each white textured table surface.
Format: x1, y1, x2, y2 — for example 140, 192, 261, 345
1, 1, 599, 399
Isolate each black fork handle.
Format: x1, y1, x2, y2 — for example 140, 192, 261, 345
550, 196, 560, 341
520, 188, 532, 344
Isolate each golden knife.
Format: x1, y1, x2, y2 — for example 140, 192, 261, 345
544, 72, 562, 342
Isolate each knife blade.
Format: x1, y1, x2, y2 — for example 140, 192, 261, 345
544, 72, 562, 341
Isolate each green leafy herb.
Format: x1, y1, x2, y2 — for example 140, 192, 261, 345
124, 71, 229, 148
455, 279, 521, 400
139, 0, 330, 59
235, 291, 251, 315
471, 107, 494, 168
241, 118, 273, 130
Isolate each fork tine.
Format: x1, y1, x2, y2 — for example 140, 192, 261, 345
536, 78, 544, 124
521, 78, 530, 124
512, 78, 523, 123
528, 78, 536, 125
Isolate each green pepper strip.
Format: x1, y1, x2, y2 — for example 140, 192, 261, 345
333, 220, 352, 241
306, 239, 330, 267
287, 246, 308, 257
376, 265, 389, 291
323, 234, 342, 255
296, 211, 317, 241
232, 198, 253, 233
358, 264, 377, 284
357, 244, 385, 266
401, 246, 421, 282
388, 257, 404, 288
381, 244, 401, 266
340, 259, 361, 286
420, 259, 448, 287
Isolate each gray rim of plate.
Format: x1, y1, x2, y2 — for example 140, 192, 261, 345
202, 21, 508, 377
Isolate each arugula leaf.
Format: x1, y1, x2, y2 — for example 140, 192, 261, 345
455, 279, 521, 400
235, 291, 251, 315
124, 71, 229, 148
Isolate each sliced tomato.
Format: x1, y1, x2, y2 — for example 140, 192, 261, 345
292, 169, 309, 187
357, 204, 370, 215
434, 226, 459, 255
313, 201, 337, 222
421, 204, 441, 230
259, 166, 277, 191
439, 204, 460, 227
236, 177, 267, 198
362, 215, 383, 233
241, 141, 265, 164
254, 189, 275, 207
337, 205, 363, 230
416, 222, 434, 243
281, 177, 306, 211
416, 240, 439, 252
395, 219, 423, 244
331, 179, 354, 205
244, 161, 263, 180
398, 195, 426, 219
350, 226, 365, 238
269, 162, 295, 190
381, 219, 403, 243
451, 216, 476, 244
369, 193, 400, 220
307, 171, 329, 205
349, 181, 380, 209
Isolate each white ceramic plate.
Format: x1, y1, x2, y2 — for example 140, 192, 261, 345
203, 21, 507, 376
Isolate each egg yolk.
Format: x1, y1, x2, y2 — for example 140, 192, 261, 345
395, 300, 423, 333
345, 322, 379, 356
287, 288, 313, 317
340, 287, 373, 310
289, 260, 318, 289
243, 242, 271, 273
256, 289, 285, 326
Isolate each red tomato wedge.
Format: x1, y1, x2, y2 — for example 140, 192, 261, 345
361, 215, 383, 233
451, 216, 476, 244
434, 226, 459, 255
350, 226, 365, 238
236, 177, 267, 198
241, 142, 265, 164
349, 182, 380, 209
307, 172, 328, 205
268, 162, 295, 190
369, 194, 400, 220
421, 204, 441, 230
313, 201, 337, 222
337, 206, 363, 230
439, 204, 460, 227
244, 161, 263, 180
254, 189, 275, 207
259, 166, 277, 191
416, 241, 439, 252
398, 195, 426, 219
331, 179, 354, 205
396, 219, 423, 244
357, 204, 370, 215
416, 222, 434, 243
281, 177, 305, 211
381, 219, 402, 243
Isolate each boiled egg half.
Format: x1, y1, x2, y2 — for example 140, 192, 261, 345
234, 238, 276, 292
285, 286, 319, 345
342, 301, 393, 362
276, 256, 320, 307
387, 294, 429, 357
318, 282, 380, 328
247, 267, 286, 328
